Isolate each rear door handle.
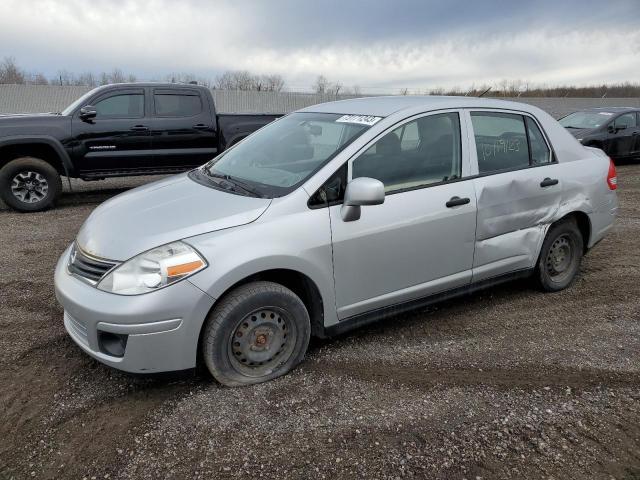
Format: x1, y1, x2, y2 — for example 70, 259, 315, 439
193, 124, 210, 130
130, 125, 149, 132
540, 177, 559, 188
446, 196, 471, 208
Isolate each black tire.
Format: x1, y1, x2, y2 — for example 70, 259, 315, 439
202, 281, 311, 387
0, 157, 62, 212
535, 218, 584, 292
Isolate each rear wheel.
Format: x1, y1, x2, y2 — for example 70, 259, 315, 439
0, 157, 62, 212
535, 218, 584, 292
202, 281, 311, 387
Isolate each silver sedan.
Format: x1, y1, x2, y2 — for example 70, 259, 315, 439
55, 96, 618, 386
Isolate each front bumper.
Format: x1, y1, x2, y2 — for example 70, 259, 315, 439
54, 245, 216, 373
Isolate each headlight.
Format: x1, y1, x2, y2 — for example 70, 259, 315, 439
97, 241, 207, 295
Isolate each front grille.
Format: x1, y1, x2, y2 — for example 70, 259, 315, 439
68, 243, 118, 283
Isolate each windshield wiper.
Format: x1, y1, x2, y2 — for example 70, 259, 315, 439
225, 175, 263, 198
201, 167, 261, 197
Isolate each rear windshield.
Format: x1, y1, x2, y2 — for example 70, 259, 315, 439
559, 111, 612, 129
200, 112, 376, 197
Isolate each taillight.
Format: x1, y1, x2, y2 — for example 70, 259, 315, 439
607, 158, 617, 190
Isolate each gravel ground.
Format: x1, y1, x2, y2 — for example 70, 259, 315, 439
1, 168, 639, 480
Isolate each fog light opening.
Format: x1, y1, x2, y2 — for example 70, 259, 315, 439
98, 331, 128, 358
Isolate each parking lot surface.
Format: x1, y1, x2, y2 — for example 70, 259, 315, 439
1, 167, 639, 479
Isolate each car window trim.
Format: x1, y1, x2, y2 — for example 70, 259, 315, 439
152, 88, 204, 118
80, 88, 146, 120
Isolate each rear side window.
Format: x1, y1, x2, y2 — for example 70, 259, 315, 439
525, 117, 552, 165
95, 94, 144, 118
154, 92, 202, 117
352, 112, 461, 193
471, 112, 529, 174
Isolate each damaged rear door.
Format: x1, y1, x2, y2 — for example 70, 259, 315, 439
467, 110, 561, 281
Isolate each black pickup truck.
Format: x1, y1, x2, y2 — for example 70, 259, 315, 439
0, 83, 281, 211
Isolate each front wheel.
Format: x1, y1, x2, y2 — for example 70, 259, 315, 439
202, 281, 311, 387
0, 157, 62, 212
535, 218, 584, 292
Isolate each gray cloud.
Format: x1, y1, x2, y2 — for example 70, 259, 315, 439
0, 0, 638, 91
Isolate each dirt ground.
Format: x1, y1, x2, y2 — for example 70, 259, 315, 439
1, 167, 639, 480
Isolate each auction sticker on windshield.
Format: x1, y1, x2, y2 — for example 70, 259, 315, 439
336, 115, 382, 126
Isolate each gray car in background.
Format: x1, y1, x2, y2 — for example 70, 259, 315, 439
54, 96, 618, 386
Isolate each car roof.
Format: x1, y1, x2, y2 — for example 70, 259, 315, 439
89, 82, 209, 93
299, 95, 544, 117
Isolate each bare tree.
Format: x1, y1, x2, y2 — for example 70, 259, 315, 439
261, 74, 285, 92
76, 71, 97, 87
314, 75, 330, 94
31, 73, 49, 85
109, 68, 126, 84
215, 70, 253, 90
0, 57, 25, 84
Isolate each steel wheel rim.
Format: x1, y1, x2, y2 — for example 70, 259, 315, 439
11, 171, 49, 203
545, 234, 574, 282
227, 307, 297, 378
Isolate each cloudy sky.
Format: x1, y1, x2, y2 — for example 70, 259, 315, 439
1, 0, 638, 92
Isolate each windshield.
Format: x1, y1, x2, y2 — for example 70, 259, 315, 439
60, 90, 95, 116
200, 112, 376, 197
559, 111, 612, 129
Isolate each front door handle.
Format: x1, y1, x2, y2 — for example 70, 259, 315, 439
540, 177, 559, 188
130, 125, 149, 132
193, 124, 210, 130
446, 196, 471, 208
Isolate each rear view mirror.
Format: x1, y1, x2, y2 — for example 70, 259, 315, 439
309, 125, 323, 136
79, 105, 97, 121
341, 177, 385, 222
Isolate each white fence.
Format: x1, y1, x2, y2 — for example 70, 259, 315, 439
1, 84, 639, 119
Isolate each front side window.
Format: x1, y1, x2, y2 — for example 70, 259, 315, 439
94, 94, 144, 118
154, 92, 202, 117
352, 112, 461, 193
613, 113, 637, 129
200, 112, 372, 197
471, 112, 529, 174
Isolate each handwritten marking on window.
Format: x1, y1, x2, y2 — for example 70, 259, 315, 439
480, 139, 520, 162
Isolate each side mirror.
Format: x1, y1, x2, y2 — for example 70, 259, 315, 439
79, 105, 97, 122
340, 177, 385, 222
609, 123, 627, 133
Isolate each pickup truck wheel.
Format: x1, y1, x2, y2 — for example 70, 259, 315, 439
0, 157, 62, 212
202, 281, 311, 387
535, 218, 584, 292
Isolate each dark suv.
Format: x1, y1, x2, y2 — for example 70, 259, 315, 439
0, 83, 281, 212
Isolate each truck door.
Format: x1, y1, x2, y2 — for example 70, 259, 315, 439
149, 88, 219, 171
72, 88, 153, 176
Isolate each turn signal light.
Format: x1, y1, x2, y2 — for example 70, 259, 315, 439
167, 260, 204, 278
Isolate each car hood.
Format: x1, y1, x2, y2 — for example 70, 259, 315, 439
76, 173, 271, 261
564, 127, 595, 139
